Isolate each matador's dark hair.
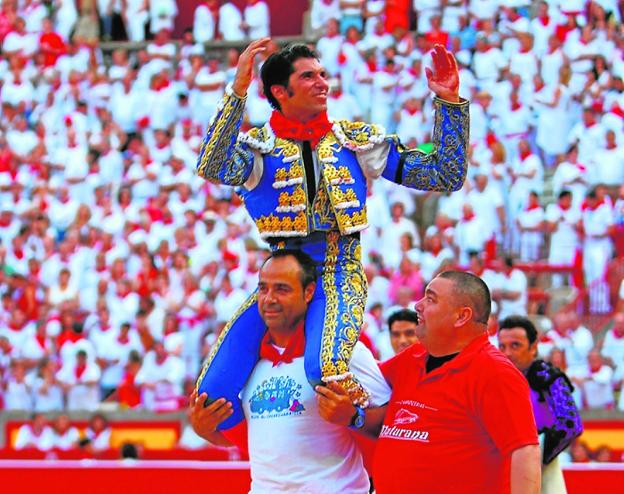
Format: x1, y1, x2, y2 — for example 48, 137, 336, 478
260, 44, 319, 111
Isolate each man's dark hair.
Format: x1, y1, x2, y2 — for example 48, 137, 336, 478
260, 44, 319, 111
498, 315, 538, 345
120, 442, 139, 459
438, 271, 491, 324
558, 190, 572, 201
262, 249, 318, 288
388, 309, 419, 331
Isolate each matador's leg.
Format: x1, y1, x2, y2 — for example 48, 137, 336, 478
195, 292, 264, 430
303, 232, 370, 406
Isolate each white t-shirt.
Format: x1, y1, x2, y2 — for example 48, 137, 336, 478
242, 341, 391, 494
497, 268, 528, 320
14, 424, 55, 450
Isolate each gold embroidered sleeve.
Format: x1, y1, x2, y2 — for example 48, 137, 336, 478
382, 98, 469, 192
196, 88, 254, 186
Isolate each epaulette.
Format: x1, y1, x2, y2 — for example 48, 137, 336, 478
527, 360, 574, 399
332, 120, 386, 151
238, 123, 276, 153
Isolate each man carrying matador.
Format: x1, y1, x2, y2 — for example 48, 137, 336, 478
195, 38, 469, 430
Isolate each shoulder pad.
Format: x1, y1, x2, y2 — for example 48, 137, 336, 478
239, 124, 275, 153
527, 360, 569, 392
332, 120, 386, 151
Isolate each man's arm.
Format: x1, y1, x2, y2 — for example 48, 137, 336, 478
188, 391, 234, 447
316, 382, 387, 438
363, 45, 468, 193
510, 444, 541, 494
196, 38, 270, 186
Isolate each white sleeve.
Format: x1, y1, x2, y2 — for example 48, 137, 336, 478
349, 341, 392, 407
355, 141, 391, 179
243, 149, 264, 190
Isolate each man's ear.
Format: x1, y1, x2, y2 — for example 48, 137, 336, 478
271, 84, 287, 104
529, 340, 538, 358
304, 282, 316, 304
454, 306, 473, 328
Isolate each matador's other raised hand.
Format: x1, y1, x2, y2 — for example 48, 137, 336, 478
232, 37, 272, 98
425, 44, 460, 103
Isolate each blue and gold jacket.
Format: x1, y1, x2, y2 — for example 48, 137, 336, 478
197, 86, 469, 239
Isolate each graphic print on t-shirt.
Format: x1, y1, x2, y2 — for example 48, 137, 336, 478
248, 376, 306, 419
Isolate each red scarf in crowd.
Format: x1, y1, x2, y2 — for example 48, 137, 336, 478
519, 148, 532, 161
259, 321, 305, 367
75, 363, 86, 380
581, 199, 605, 211
35, 333, 46, 349
269, 110, 332, 148
538, 16, 550, 27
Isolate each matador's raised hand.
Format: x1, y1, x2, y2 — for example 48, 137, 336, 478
425, 44, 460, 103
232, 37, 272, 98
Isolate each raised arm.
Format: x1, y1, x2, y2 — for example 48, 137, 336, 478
360, 45, 469, 192
196, 38, 271, 186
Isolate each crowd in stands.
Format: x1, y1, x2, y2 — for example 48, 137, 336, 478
0, 0, 623, 462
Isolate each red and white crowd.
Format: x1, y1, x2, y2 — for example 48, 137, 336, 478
0, 0, 624, 424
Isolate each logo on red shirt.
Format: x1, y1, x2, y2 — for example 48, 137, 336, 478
393, 408, 420, 425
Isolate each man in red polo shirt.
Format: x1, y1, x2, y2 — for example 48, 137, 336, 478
318, 271, 540, 494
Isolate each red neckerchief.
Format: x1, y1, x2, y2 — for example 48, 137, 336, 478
519, 149, 532, 161
611, 103, 624, 118
75, 363, 86, 380
511, 101, 521, 111
559, 203, 571, 211
526, 203, 541, 211
539, 16, 550, 26
463, 211, 475, 222
118, 333, 129, 344
367, 60, 377, 72
259, 321, 305, 367
35, 333, 46, 349
582, 199, 604, 211
269, 110, 332, 149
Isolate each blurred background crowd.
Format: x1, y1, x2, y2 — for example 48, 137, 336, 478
0, 0, 623, 461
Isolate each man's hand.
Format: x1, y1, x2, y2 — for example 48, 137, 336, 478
232, 37, 272, 98
189, 390, 233, 440
316, 382, 356, 426
425, 44, 460, 103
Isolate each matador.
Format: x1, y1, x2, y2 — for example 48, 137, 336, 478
195, 39, 469, 430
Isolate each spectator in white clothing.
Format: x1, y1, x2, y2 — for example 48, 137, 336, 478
569, 349, 615, 410
243, 0, 270, 39
135, 340, 185, 411
81, 413, 112, 452
219, 1, 245, 41
57, 349, 101, 411
491, 256, 528, 320
50, 414, 80, 450
14, 413, 54, 451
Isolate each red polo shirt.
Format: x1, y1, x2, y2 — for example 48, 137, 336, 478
373, 334, 538, 494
